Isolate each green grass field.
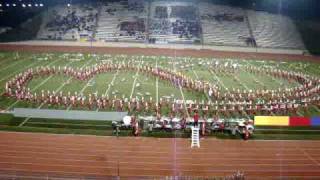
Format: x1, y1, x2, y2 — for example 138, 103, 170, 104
0, 51, 320, 139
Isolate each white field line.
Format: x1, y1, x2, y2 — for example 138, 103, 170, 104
0, 59, 43, 83
156, 59, 159, 105
96, 69, 120, 112
213, 69, 250, 118
234, 74, 250, 91
245, 61, 316, 115
297, 110, 304, 116
19, 59, 93, 127
66, 61, 96, 111
129, 61, 142, 99
209, 69, 228, 90
5, 59, 64, 111
0, 57, 32, 72
247, 61, 283, 86
172, 54, 189, 117
314, 106, 320, 113
104, 70, 119, 97
0, 56, 18, 67
192, 69, 211, 103
65, 79, 91, 111
241, 67, 265, 87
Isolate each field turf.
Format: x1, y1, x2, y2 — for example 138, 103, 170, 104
0, 51, 320, 138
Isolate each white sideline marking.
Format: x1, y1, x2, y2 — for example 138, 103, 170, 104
129, 61, 142, 99
5, 58, 64, 111
19, 59, 93, 127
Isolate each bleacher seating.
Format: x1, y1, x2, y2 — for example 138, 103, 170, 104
149, 1, 201, 44
199, 2, 251, 46
95, 1, 147, 42
37, 4, 98, 41
34, 1, 306, 50
247, 10, 305, 49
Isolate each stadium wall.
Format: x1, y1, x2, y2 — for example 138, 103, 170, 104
1, 40, 305, 55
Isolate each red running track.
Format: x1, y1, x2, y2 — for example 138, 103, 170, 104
0, 132, 320, 179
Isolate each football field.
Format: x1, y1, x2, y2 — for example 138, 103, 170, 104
0, 51, 320, 116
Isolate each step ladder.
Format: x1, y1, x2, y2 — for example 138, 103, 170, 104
191, 127, 200, 148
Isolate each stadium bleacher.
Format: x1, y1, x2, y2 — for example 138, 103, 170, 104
37, 4, 98, 41
35, 1, 305, 50
95, 1, 147, 42
247, 10, 305, 49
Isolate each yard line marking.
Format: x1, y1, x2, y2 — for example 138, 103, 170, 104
0, 58, 43, 83
5, 58, 63, 111
234, 74, 250, 91
0, 56, 32, 72
156, 59, 159, 105
297, 110, 304, 116
129, 60, 142, 99
103, 70, 119, 97
19, 59, 93, 127
246, 60, 283, 87
314, 106, 320, 113
96, 69, 120, 112
0, 55, 18, 67
172, 52, 189, 117
240, 67, 264, 87
66, 61, 96, 111
209, 69, 228, 90
212, 67, 251, 119
192, 68, 211, 103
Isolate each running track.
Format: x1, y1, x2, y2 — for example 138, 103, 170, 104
0, 132, 320, 179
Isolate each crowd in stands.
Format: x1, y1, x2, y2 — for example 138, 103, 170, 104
172, 20, 201, 39
38, 5, 98, 40
46, 9, 96, 35
34, 1, 305, 49
149, 20, 171, 35
119, 18, 146, 40
96, 1, 147, 42
149, 4, 201, 42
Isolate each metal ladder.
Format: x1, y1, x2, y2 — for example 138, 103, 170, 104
191, 127, 200, 148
